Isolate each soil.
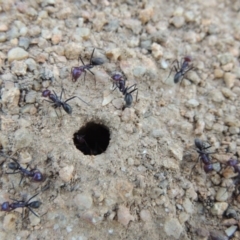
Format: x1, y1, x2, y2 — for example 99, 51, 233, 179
0, 0, 240, 239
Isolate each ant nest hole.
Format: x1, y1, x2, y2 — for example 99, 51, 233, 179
73, 122, 110, 156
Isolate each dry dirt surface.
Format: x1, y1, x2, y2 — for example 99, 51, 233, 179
0, 0, 240, 239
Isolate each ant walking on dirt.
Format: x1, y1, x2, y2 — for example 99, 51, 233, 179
110, 72, 138, 109
166, 56, 194, 84
1, 192, 42, 218
71, 48, 104, 82
0, 153, 45, 185
42, 89, 90, 116
190, 139, 215, 176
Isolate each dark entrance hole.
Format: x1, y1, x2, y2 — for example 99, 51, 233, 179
73, 122, 110, 155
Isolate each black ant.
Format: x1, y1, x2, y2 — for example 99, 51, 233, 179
166, 56, 194, 84
110, 73, 138, 109
1, 154, 45, 185
42, 89, 89, 115
111, 72, 126, 93
71, 48, 104, 82
1, 192, 42, 218
191, 139, 215, 175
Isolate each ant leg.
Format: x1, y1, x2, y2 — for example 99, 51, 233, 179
26, 192, 40, 204
165, 66, 174, 82
43, 99, 54, 104
19, 174, 25, 185
126, 84, 137, 91
89, 48, 95, 64
27, 207, 39, 217
65, 96, 90, 106
79, 55, 85, 66
83, 71, 86, 83
87, 69, 95, 75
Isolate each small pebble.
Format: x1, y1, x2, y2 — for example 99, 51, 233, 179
18, 37, 30, 50
164, 217, 183, 239
117, 205, 134, 227
123, 19, 142, 34
140, 209, 151, 222
8, 47, 29, 63
185, 99, 199, 108
210, 90, 225, 103
225, 225, 238, 237
93, 12, 107, 31
214, 68, 224, 78
102, 91, 115, 106
51, 28, 62, 45
171, 16, 185, 28
14, 128, 34, 151
211, 202, 228, 216
11, 60, 27, 76
74, 193, 93, 210
216, 188, 228, 202
59, 165, 74, 182
223, 72, 235, 88
139, 7, 153, 24
64, 43, 83, 60
1, 87, 20, 114
73, 28, 90, 41
25, 91, 37, 104
151, 42, 163, 59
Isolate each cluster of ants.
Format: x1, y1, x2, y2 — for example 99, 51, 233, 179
0, 153, 45, 218
42, 48, 139, 115
0, 50, 210, 220
193, 139, 240, 198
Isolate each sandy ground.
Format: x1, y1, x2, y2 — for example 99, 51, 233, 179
0, 0, 240, 239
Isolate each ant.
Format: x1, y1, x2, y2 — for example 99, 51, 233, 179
111, 72, 126, 93
42, 89, 89, 115
1, 154, 45, 185
110, 73, 138, 109
192, 139, 215, 174
1, 192, 42, 218
71, 48, 104, 82
166, 56, 194, 84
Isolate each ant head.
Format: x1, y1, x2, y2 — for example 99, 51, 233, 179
184, 56, 192, 62
62, 103, 72, 114
112, 73, 123, 81
71, 67, 84, 82
1, 202, 10, 211
42, 90, 51, 97
29, 201, 42, 209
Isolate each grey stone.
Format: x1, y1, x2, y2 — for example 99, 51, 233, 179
8, 47, 29, 63
25, 58, 37, 71
14, 128, 34, 151
164, 217, 183, 239
18, 37, 30, 50
25, 91, 37, 103
11, 60, 27, 76
0, 33, 7, 42
74, 193, 93, 210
